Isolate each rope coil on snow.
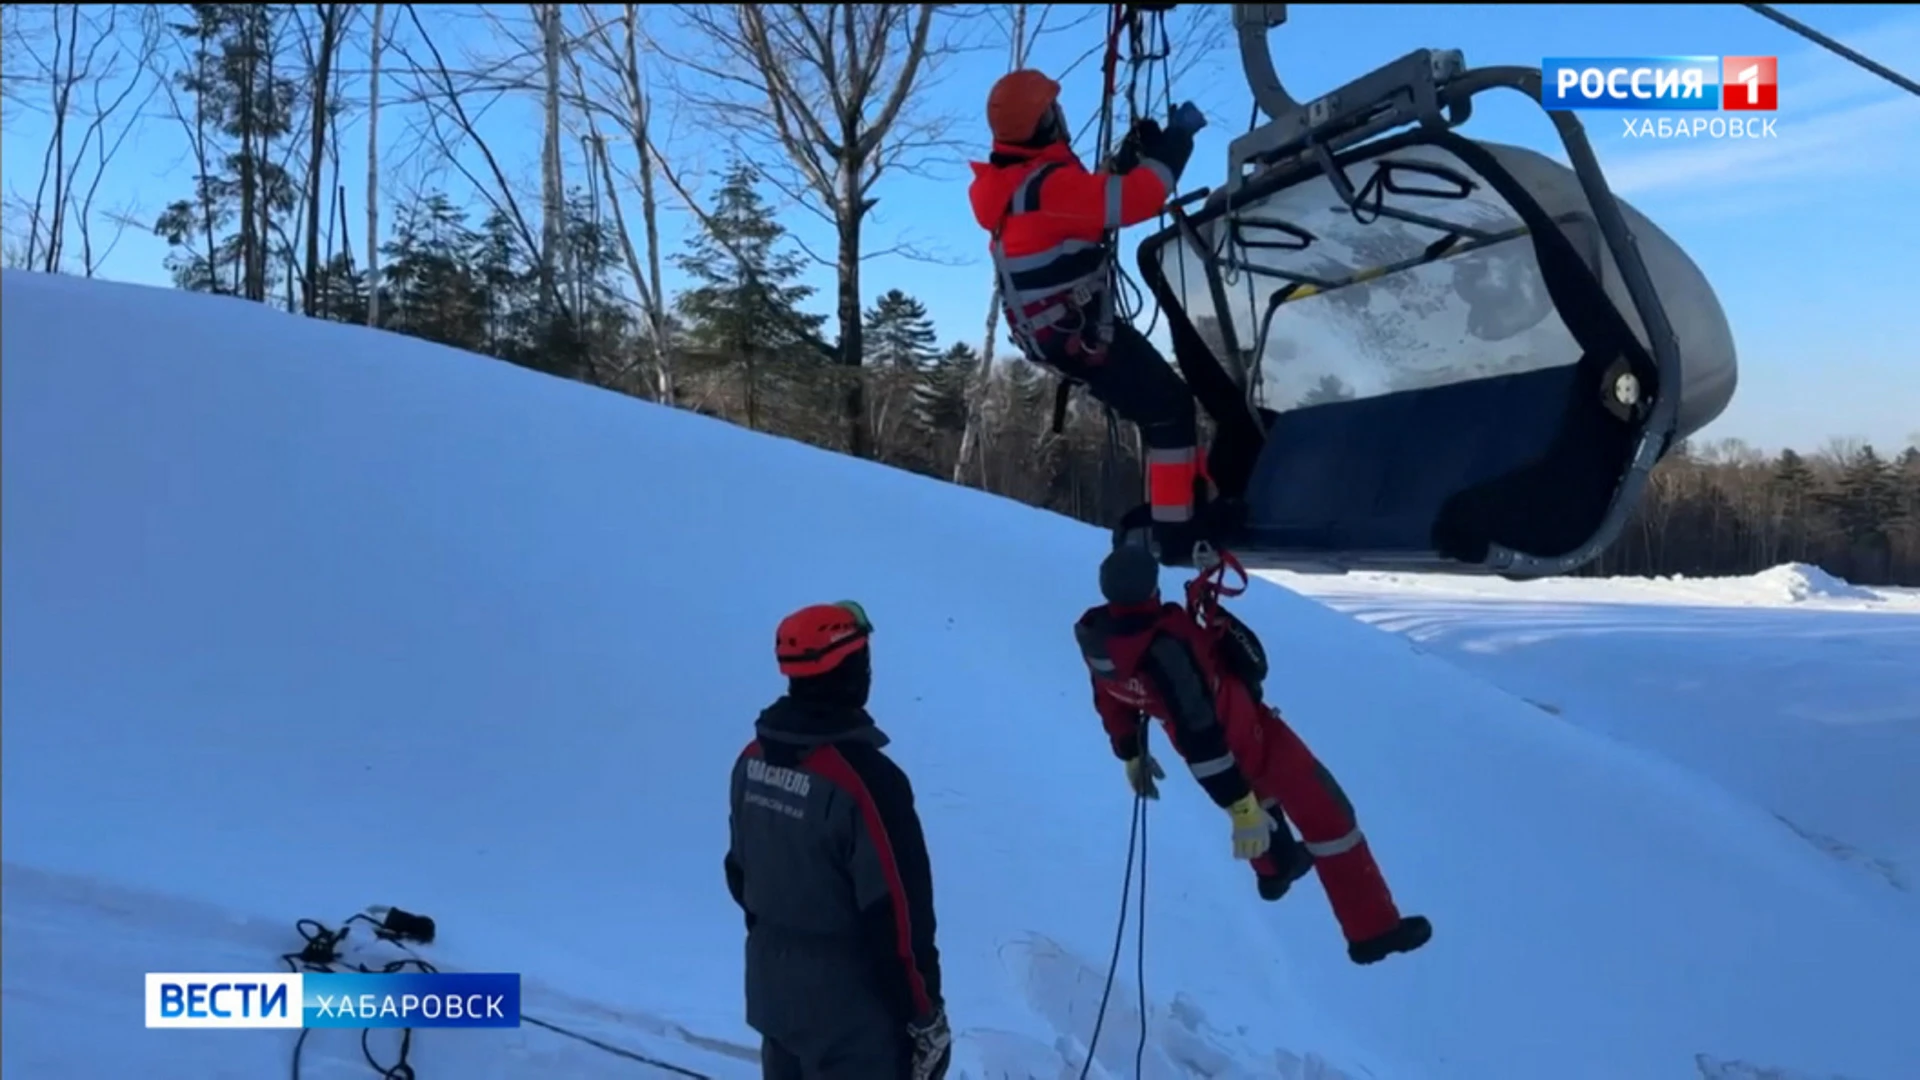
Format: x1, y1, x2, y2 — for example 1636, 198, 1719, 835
283, 911, 714, 1079
282, 914, 437, 1080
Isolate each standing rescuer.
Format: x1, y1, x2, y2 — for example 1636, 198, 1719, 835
725, 602, 952, 1080
1073, 544, 1434, 965
969, 68, 1218, 566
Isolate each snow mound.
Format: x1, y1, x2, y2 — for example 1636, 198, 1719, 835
6, 269, 1920, 1080
1275, 574, 1920, 915
1264, 563, 1917, 612
1745, 562, 1885, 604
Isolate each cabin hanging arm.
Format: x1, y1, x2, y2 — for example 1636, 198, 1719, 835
1233, 4, 1297, 122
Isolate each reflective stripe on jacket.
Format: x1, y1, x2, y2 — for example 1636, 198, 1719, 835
967, 140, 1177, 329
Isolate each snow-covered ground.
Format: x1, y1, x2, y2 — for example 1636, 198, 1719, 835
1267, 566, 1920, 915
5, 269, 1919, 1080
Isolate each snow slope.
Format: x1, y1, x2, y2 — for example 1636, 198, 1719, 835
1268, 568, 1920, 916
5, 269, 1919, 1080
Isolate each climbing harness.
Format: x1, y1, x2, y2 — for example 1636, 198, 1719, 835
988, 159, 1106, 377
1183, 545, 1250, 636
282, 908, 714, 1080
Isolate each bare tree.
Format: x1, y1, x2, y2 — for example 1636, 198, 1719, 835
299, 3, 349, 315
1, 1, 41, 107
668, 3, 947, 459
538, 2, 563, 313
390, 5, 566, 318
568, 2, 673, 401
364, 0, 385, 326
10, 4, 160, 276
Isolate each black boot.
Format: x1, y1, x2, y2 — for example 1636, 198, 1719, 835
1152, 518, 1201, 568
1148, 501, 1225, 568
1256, 840, 1315, 901
1115, 503, 1202, 568
1347, 916, 1432, 965
1110, 503, 1155, 552
1164, 483, 1246, 568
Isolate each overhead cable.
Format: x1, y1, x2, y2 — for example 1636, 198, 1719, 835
1743, 3, 1920, 98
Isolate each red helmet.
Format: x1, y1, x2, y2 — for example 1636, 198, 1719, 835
987, 69, 1063, 144
774, 601, 872, 678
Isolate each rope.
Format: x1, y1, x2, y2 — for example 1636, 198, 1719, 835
1077, 722, 1154, 1080
1109, 5, 1175, 341
1080, 1, 1150, 523
1184, 548, 1250, 631
520, 1016, 714, 1079
1743, 3, 1920, 98
284, 913, 716, 1079
1094, 1, 1132, 351
1092, 3, 1179, 524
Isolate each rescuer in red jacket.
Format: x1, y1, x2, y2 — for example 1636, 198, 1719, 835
969, 68, 1213, 566
1073, 543, 1434, 965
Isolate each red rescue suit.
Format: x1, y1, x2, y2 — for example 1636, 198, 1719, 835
1074, 599, 1405, 946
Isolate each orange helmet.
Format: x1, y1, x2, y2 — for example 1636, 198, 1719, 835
987, 69, 1062, 144
774, 601, 872, 678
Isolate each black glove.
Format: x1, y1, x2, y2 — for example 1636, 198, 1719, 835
1169, 101, 1207, 137
907, 1008, 953, 1080
1136, 120, 1196, 185
1109, 116, 1163, 173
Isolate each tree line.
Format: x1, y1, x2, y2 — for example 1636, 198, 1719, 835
1586, 439, 1920, 587
4, 3, 1916, 587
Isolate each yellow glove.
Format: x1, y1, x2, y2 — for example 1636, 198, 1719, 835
1227, 794, 1277, 860
1124, 755, 1165, 799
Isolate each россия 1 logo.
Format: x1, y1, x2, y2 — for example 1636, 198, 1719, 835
1540, 55, 1778, 140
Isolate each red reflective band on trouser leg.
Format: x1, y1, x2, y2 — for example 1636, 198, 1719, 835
1251, 711, 1402, 943
1146, 448, 1197, 523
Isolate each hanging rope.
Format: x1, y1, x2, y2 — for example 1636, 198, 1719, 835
1093, 1, 1142, 350
1067, 1, 1176, 340
1743, 3, 1920, 98
1077, 20, 1176, 1047
1075, 3, 1123, 522
1183, 547, 1250, 633
1106, 4, 1175, 341
1077, 722, 1154, 1080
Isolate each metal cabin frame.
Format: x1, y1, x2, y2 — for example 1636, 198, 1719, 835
1138, 4, 1687, 579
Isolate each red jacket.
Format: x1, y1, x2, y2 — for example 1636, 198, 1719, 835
1074, 601, 1266, 810
967, 140, 1181, 327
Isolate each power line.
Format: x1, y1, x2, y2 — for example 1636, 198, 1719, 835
1743, 3, 1920, 99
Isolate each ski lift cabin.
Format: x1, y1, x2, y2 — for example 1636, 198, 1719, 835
1143, 4, 1737, 578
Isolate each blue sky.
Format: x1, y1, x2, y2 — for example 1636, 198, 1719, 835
4, 3, 1916, 453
